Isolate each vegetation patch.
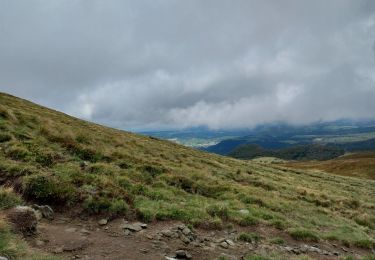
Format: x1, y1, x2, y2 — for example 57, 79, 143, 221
238, 232, 261, 243
23, 174, 76, 205
0, 187, 23, 209
289, 228, 319, 242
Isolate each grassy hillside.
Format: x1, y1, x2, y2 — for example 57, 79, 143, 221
283, 152, 375, 180
0, 92, 375, 256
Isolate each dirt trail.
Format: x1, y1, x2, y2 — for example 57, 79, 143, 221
26, 214, 369, 260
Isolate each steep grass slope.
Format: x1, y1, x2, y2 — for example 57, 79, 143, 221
0, 92, 374, 253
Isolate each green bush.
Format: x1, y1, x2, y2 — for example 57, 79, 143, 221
0, 133, 11, 143
6, 146, 31, 161
269, 237, 285, 245
238, 215, 259, 226
353, 239, 373, 249
206, 204, 229, 220
23, 174, 76, 204
289, 228, 319, 242
238, 232, 261, 243
0, 188, 23, 209
35, 152, 55, 167
0, 227, 17, 259
83, 196, 129, 217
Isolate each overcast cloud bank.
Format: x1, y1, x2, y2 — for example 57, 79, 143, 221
1, 0, 375, 130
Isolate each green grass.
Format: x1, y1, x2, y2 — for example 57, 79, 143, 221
238, 232, 261, 243
0, 187, 23, 210
0, 92, 374, 252
289, 228, 320, 242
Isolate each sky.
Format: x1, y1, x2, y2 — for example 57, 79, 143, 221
0, 0, 375, 130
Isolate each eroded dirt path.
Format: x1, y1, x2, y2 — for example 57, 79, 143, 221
26, 214, 371, 260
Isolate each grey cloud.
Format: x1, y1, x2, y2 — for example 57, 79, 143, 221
0, 0, 374, 130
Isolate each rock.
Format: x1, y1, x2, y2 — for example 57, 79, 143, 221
80, 161, 89, 169
180, 234, 190, 244
35, 240, 45, 246
239, 209, 249, 215
182, 227, 191, 236
334, 252, 340, 256
177, 224, 186, 230
124, 229, 131, 236
215, 238, 227, 243
225, 239, 235, 246
140, 223, 148, 229
140, 248, 149, 254
65, 227, 77, 233
80, 228, 90, 235
63, 239, 89, 252
341, 247, 348, 252
7, 206, 38, 235
54, 247, 64, 254
0, 257, 8, 260
32, 204, 54, 220
175, 250, 192, 259
146, 234, 153, 239
161, 229, 173, 237
220, 241, 229, 249
122, 223, 144, 232
98, 219, 108, 226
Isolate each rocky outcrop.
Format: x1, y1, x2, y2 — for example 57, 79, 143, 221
7, 206, 38, 235
32, 204, 54, 220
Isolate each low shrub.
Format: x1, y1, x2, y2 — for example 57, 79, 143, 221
6, 146, 31, 161
269, 237, 285, 245
238, 232, 261, 243
353, 239, 374, 249
289, 228, 319, 242
0, 133, 11, 143
23, 174, 76, 205
83, 196, 129, 217
0, 188, 23, 209
238, 215, 259, 226
206, 204, 229, 220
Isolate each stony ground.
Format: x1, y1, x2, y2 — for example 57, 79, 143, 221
25, 213, 372, 260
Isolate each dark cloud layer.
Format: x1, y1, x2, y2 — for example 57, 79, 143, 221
0, 0, 374, 130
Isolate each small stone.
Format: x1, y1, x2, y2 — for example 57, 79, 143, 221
161, 229, 173, 237
220, 241, 229, 249
180, 235, 190, 244
80, 228, 90, 235
63, 239, 89, 252
182, 227, 191, 236
140, 223, 148, 229
65, 227, 77, 233
104, 226, 109, 230
342, 247, 348, 252
98, 219, 108, 226
215, 238, 226, 243
239, 209, 249, 215
124, 229, 130, 236
177, 224, 186, 230
32, 204, 54, 220
140, 248, 149, 254
225, 239, 235, 246
0, 256, 8, 260
175, 250, 192, 259
146, 234, 153, 239
334, 252, 340, 256
122, 223, 143, 232
35, 240, 45, 246
54, 247, 64, 254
